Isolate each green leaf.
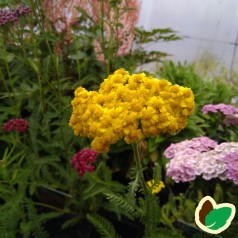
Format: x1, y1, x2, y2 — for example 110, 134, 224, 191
86, 214, 121, 238
205, 207, 232, 230
68, 51, 87, 60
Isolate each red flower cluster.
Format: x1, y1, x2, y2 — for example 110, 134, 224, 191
71, 148, 99, 177
3, 119, 29, 132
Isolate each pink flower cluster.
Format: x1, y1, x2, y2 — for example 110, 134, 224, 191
42, 0, 85, 44
42, 0, 140, 58
165, 136, 218, 183
0, 6, 31, 26
164, 136, 218, 159
202, 103, 238, 126
223, 114, 238, 126
165, 137, 238, 184
223, 152, 238, 185
202, 103, 238, 115
71, 148, 99, 177
91, 0, 140, 62
166, 155, 197, 182
3, 119, 29, 132
194, 150, 227, 181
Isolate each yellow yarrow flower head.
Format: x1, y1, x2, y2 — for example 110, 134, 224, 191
69, 69, 194, 153
147, 180, 165, 194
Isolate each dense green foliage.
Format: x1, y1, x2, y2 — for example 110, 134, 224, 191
0, 0, 238, 237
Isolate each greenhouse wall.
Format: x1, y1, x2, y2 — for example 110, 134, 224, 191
138, 0, 238, 72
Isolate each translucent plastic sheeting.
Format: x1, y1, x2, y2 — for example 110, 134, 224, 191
137, 0, 238, 70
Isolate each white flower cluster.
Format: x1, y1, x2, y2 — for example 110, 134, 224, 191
195, 150, 227, 180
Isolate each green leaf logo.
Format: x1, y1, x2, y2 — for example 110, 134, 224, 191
195, 196, 236, 234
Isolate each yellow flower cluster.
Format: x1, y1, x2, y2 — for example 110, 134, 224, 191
69, 68, 194, 152
147, 180, 165, 194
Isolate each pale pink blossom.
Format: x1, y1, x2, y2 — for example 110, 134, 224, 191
166, 156, 196, 183
214, 142, 238, 153
88, 0, 141, 62
165, 139, 238, 184
202, 103, 238, 126
42, 0, 86, 44
42, 0, 140, 56
223, 152, 238, 184
194, 150, 227, 180
202, 103, 238, 115
164, 136, 217, 159
223, 113, 238, 126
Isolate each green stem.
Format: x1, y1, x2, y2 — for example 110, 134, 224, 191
29, 0, 67, 149
131, 142, 147, 194
132, 142, 151, 235
29, 0, 61, 87
1, 36, 17, 106
15, 22, 45, 112
28, 201, 70, 213
0, 63, 12, 102
99, 0, 110, 75
72, 34, 81, 81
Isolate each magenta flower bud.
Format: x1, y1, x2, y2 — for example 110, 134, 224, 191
3, 119, 29, 132
71, 148, 99, 177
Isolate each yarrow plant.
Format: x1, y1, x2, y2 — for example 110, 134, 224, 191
0, 6, 31, 26
71, 148, 99, 177
147, 180, 165, 194
69, 68, 194, 153
165, 138, 238, 184
202, 103, 238, 115
223, 113, 238, 126
165, 136, 218, 182
202, 103, 238, 126
164, 136, 218, 159
69, 68, 194, 236
3, 119, 29, 132
223, 152, 238, 185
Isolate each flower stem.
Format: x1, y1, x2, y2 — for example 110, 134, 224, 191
132, 142, 151, 235
132, 142, 148, 195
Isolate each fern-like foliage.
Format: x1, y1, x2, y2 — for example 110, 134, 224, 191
0, 196, 22, 237
61, 216, 83, 230
103, 192, 142, 220
126, 166, 141, 204
86, 213, 121, 238
27, 202, 50, 238
83, 170, 126, 201
152, 162, 161, 185
142, 194, 162, 237
144, 227, 185, 238
28, 109, 41, 157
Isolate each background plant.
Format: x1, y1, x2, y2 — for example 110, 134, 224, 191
149, 61, 238, 237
